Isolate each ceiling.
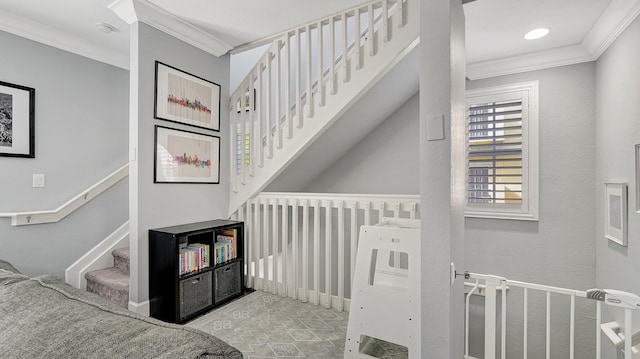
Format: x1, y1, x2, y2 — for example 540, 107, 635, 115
0, 0, 637, 78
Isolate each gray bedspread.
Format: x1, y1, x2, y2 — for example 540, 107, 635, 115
0, 266, 242, 358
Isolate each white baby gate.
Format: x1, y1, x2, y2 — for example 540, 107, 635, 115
465, 272, 640, 359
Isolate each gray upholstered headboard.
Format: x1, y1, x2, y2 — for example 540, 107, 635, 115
0, 260, 20, 274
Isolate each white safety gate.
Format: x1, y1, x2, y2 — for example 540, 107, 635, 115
465, 272, 640, 359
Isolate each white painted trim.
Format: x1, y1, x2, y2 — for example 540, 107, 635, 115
466, 45, 592, 80
583, 0, 640, 59
466, 0, 640, 80
65, 221, 129, 290
0, 9, 128, 70
464, 81, 539, 221
109, 0, 232, 57
0, 164, 128, 226
128, 299, 150, 316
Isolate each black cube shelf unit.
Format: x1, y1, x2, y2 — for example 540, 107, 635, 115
149, 219, 244, 323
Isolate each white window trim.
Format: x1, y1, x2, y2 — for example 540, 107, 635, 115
465, 81, 539, 221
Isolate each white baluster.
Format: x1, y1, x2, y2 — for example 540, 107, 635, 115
324, 200, 332, 309
337, 200, 345, 312
271, 199, 278, 294
248, 77, 255, 176
342, 12, 350, 83
285, 33, 292, 139
329, 16, 337, 95
313, 200, 320, 305
355, 7, 362, 70
570, 294, 575, 359
266, 53, 273, 159
350, 201, 357, 287
398, 0, 406, 28
292, 199, 299, 300
275, 40, 282, 150
317, 20, 325, 107
253, 199, 261, 288
306, 25, 314, 118
524, 288, 528, 359
596, 301, 601, 359
257, 63, 264, 167
546, 291, 551, 359
364, 201, 371, 225
302, 199, 309, 302
263, 198, 269, 291
240, 84, 247, 185
246, 201, 253, 287
296, 28, 303, 128
281, 198, 289, 297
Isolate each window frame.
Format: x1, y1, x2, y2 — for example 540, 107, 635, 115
464, 81, 539, 221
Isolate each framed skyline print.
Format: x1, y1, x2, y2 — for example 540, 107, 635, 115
154, 61, 220, 131
0, 80, 35, 158
604, 182, 627, 246
154, 125, 220, 184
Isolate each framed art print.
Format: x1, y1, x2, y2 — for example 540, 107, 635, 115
604, 182, 627, 246
154, 125, 220, 184
154, 61, 220, 131
0, 80, 35, 158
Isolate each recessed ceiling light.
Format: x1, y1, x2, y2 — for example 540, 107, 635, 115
524, 28, 550, 40
95, 22, 116, 34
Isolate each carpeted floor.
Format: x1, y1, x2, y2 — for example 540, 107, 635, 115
187, 290, 409, 358
187, 290, 350, 358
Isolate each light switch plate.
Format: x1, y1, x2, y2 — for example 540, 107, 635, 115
33, 174, 45, 188
427, 114, 445, 141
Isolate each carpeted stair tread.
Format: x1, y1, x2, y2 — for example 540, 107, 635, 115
85, 267, 129, 308
112, 247, 130, 274
85, 267, 129, 291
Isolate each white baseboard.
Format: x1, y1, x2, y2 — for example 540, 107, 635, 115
128, 299, 150, 316
65, 221, 129, 289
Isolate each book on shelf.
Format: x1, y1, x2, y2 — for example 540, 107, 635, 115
178, 243, 210, 276
216, 228, 238, 262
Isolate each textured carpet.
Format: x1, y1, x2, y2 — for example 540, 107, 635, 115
188, 291, 350, 358
187, 290, 409, 359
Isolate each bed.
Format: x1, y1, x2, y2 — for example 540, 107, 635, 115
0, 259, 242, 358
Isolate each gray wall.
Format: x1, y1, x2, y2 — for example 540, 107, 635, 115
309, 60, 599, 356
0, 31, 129, 278
466, 62, 597, 358
595, 15, 640, 351
128, 23, 230, 308
304, 93, 419, 194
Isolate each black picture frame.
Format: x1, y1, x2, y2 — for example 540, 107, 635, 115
0, 80, 35, 158
154, 125, 220, 184
154, 61, 221, 132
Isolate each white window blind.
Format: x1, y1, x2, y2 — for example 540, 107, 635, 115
465, 82, 539, 221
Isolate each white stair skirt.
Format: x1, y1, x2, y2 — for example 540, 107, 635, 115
344, 218, 420, 358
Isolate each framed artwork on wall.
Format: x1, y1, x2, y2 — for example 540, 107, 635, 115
154, 125, 220, 184
0, 80, 35, 158
604, 182, 627, 246
154, 61, 221, 131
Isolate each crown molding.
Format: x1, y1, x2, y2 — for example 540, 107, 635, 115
0, 9, 128, 69
466, 45, 593, 80
109, 0, 233, 57
467, 0, 640, 80
582, 0, 640, 58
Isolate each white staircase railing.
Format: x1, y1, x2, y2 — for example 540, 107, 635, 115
466, 272, 640, 359
229, 0, 419, 214
229, 192, 419, 311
